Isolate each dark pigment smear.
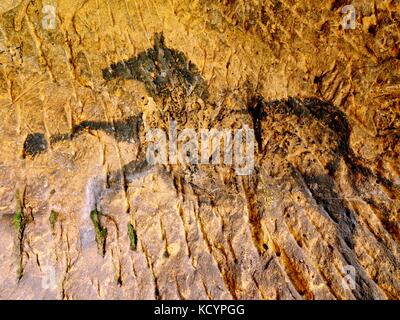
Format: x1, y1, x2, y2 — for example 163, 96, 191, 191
22, 133, 48, 158
248, 95, 398, 299
249, 96, 397, 190
102, 32, 208, 101
49, 114, 143, 145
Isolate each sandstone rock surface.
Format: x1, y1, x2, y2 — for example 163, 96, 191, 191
0, 0, 399, 299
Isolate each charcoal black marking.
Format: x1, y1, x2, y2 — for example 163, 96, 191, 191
302, 173, 356, 246
23, 133, 48, 158
249, 97, 351, 170
248, 96, 264, 153
49, 114, 143, 145
247, 96, 394, 186
102, 32, 208, 101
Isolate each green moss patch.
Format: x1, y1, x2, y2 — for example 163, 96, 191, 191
14, 190, 25, 280
127, 223, 137, 251
49, 210, 58, 231
90, 209, 108, 257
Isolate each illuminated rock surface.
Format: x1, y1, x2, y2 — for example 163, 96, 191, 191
0, 0, 399, 299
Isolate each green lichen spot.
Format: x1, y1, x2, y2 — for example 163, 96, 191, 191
13, 211, 23, 231
128, 223, 137, 251
90, 209, 107, 257
14, 191, 24, 232
14, 190, 25, 280
49, 210, 58, 230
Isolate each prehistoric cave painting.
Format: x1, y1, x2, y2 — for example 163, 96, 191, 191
248, 96, 399, 242
247, 97, 357, 250
25, 32, 397, 201
102, 32, 208, 101
249, 95, 400, 193
246, 96, 399, 299
23, 32, 206, 158
49, 114, 143, 145
22, 115, 143, 158
103, 32, 210, 127
11, 31, 399, 299
22, 32, 398, 264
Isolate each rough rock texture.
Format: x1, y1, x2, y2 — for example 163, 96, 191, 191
0, 0, 399, 299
